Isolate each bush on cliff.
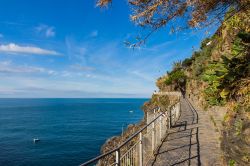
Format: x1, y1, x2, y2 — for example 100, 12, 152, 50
202, 32, 250, 106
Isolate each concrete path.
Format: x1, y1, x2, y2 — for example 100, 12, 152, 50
147, 97, 222, 166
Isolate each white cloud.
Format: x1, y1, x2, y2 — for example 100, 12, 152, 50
46, 28, 55, 37
35, 24, 55, 38
65, 36, 87, 63
0, 75, 152, 98
61, 71, 71, 77
0, 65, 42, 73
130, 70, 154, 82
90, 30, 98, 37
0, 61, 57, 75
71, 64, 95, 71
0, 43, 61, 55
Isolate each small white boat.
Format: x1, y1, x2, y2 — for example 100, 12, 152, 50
129, 110, 134, 113
33, 138, 40, 143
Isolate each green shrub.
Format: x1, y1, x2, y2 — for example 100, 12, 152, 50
165, 69, 186, 87
202, 62, 228, 105
182, 57, 193, 68
237, 31, 250, 43
191, 39, 214, 77
229, 159, 236, 166
200, 37, 211, 49
235, 119, 243, 136
202, 32, 250, 106
172, 61, 182, 71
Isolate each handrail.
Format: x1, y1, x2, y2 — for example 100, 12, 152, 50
120, 140, 139, 158
153, 91, 181, 96
80, 101, 181, 166
80, 107, 163, 166
118, 109, 163, 148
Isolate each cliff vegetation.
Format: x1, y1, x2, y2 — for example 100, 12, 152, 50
156, 9, 250, 165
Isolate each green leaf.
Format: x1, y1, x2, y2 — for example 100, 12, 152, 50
220, 89, 229, 99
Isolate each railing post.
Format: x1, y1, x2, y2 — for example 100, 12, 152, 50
173, 105, 175, 124
147, 111, 149, 124
178, 102, 180, 119
159, 114, 162, 140
139, 132, 143, 166
169, 108, 172, 128
152, 109, 156, 153
175, 104, 178, 122
115, 150, 120, 166
174, 105, 177, 123
176, 103, 178, 120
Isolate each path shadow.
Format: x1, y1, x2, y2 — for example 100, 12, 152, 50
149, 98, 201, 166
184, 98, 199, 124
172, 121, 187, 130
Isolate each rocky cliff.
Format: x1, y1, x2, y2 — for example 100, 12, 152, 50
156, 8, 250, 165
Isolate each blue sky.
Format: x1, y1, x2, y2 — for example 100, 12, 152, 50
0, 0, 218, 98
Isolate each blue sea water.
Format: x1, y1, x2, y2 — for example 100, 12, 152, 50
0, 98, 147, 166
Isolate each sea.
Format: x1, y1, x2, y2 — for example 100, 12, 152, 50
0, 98, 147, 166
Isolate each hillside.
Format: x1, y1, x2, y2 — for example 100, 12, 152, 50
157, 9, 250, 165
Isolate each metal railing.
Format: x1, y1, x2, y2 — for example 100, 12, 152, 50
153, 91, 182, 97
80, 102, 181, 166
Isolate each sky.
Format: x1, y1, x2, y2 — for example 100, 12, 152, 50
0, 0, 218, 98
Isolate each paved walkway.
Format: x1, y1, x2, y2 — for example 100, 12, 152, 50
147, 97, 222, 166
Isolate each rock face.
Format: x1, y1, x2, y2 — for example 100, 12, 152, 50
155, 8, 250, 166
221, 108, 250, 165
